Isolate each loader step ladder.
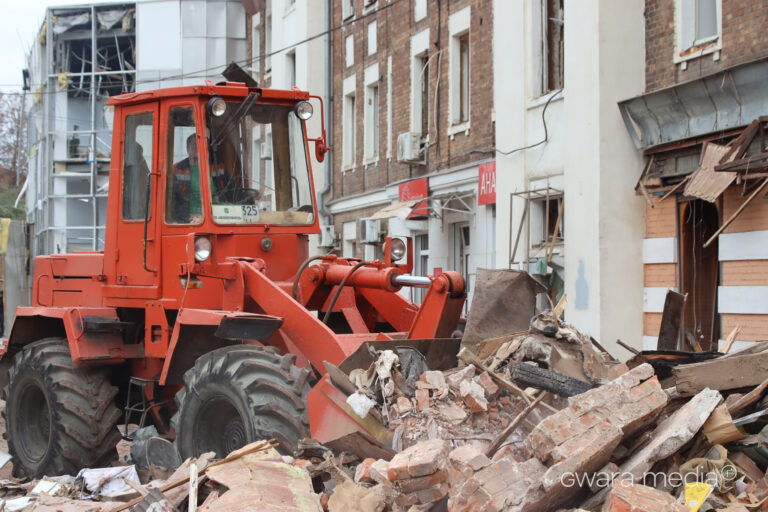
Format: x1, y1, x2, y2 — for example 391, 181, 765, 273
122, 376, 173, 440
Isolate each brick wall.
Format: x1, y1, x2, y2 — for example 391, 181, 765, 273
645, 0, 768, 91
643, 200, 677, 340
330, 0, 494, 235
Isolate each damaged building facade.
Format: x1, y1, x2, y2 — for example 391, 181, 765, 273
619, 0, 768, 352
23, 0, 247, 257
493, 1, 646, 356
323, 0, 497, 311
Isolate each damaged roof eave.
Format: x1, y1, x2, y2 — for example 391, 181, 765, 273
618, 57, 768, 150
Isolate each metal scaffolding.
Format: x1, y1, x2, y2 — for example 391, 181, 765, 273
33, 3, 135, 255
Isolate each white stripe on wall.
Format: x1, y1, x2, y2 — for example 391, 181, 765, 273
719, 230, 768, 261
643, 287, 679, 313
643, 237, 678, 264
642, 336, 658, 351
718, 286, 768, 314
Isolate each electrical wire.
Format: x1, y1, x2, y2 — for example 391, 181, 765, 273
322, 260, 369, 325
469, 88, 563, 158
2, 0, 407, 96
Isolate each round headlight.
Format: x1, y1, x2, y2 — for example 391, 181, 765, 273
390, 238, 406, 262
208, 97, 227, 117
294, 101, 313, 120
194, 236, 212, 262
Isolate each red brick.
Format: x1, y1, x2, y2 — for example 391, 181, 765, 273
396, 468, 449, 493
387, 439, 450, 481
603, 480, 687, 512
354, 458, 376, 484
475, 372, 500, 399
368, 459, 390, 485
415, 388, 430, 412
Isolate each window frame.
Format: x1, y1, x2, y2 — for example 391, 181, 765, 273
448, 6, 471, 135
120, 110, 156, 223
342, 74, 357, 171
674, 0, 722, 64
164, 103, 205, 226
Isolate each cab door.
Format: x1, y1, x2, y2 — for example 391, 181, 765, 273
113, 103, 160, 288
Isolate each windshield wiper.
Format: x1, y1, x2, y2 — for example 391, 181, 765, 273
210, 92, 259, 152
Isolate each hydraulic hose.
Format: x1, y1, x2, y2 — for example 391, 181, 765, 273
291, 254, 328, 300
322, 260, 370, 325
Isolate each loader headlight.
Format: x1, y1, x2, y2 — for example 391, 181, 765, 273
294, 101, 313, 120
194, 236, 212, 262
390, 238, 406, 262
208, 97, 227, 117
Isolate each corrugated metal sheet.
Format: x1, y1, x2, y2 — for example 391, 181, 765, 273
683, 142, 737, 202
618, 58, 768, 149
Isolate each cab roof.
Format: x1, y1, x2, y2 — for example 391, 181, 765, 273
108, 81, 310, 107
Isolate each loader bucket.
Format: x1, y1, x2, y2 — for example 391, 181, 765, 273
307, 338, 461, 460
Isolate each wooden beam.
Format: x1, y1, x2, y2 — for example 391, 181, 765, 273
714, 151, 768, 172
673, 351, 768, 395
703, 177, 768, 248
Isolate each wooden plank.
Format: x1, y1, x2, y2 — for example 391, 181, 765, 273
714, 151, 768, 172
657, 290, 685, 351
673, 350, 768, 394
703, 177, 768, 248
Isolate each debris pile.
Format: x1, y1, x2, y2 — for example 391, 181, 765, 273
4, 311, 768, 512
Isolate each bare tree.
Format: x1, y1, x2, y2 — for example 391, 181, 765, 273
0, 92, 28, 185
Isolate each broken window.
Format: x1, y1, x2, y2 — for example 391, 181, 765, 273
540, 0, 563, 94
51, 7, 136, 98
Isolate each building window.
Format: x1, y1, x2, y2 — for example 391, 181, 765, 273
458, 34, 469, 124
414, 0, 427, 22
677, 0, 721, 60
342, 221, 356, 258
343, 93, 356, 168
365, 83, 379, 160
286, 51, 296, 87
449, 7, 470, 129
367, 21, 377, 55
342, 0, 354, 20
540, 0, 563, 94
345, 34, 354, 68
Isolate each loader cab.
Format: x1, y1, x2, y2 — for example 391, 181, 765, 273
104, 83, 327, 304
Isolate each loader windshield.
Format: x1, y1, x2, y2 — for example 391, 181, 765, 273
207, 101, 315, 225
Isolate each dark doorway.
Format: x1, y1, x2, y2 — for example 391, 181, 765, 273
678, 198, 720, 351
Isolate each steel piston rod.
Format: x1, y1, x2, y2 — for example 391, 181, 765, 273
392, 274, 432, 288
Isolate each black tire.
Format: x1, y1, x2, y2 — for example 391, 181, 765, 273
2, 338, 121, 478
171, 345, 312, 459
510, 362, 593, 397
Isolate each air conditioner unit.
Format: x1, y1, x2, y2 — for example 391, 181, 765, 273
358, 218, 381, 244
260, 141, 272, 160
397, 132, 424, 164
319, 224, 337, 249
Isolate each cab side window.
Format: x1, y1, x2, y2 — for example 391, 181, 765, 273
122, 113, 154, 221
166, 106, 203, 225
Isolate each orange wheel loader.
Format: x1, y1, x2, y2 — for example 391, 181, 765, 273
0, 80, 465, 478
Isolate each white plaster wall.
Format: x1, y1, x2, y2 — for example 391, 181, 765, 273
494, 0, 645, 357
269, 0, 329, 255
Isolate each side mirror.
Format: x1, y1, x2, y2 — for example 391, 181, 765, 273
307, 95, 331, 163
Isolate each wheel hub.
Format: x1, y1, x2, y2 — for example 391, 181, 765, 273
195, 396, 247, 457
16, 381, 51, 463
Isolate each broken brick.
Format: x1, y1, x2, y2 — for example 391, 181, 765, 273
354, 458, 376, 484
387, 440, 450, 481
396, 468, 450, 494
369, 459, 391, 485
449, 444, 492, 478
602, 480, 687, 512
420, 370, 448, 390
447, 365, 476, 389
475, 372, 500, 399
460, 379, 488, 413
415, 388, 430, 412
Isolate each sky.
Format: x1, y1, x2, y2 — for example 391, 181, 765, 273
0, 0, 130, 93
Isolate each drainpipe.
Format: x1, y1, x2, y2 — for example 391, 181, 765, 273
317, 0, 333, 230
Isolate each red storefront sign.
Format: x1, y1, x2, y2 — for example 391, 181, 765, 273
478, 162, 496, 205
399, 177, 429, 218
